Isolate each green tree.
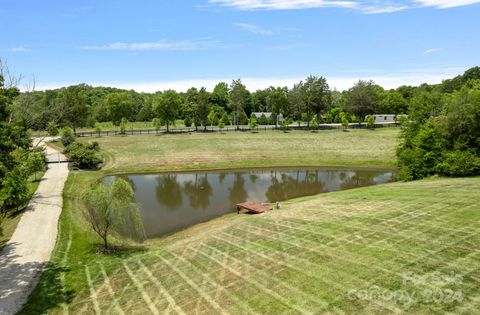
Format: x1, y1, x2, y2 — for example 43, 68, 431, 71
0, 168, 29, 214
310, 115, 319, 130
196, 87, 210, 130
119, 117, 128, 135
57, 86, 90, 132
346, 80, 380, 123
207, 110, 218, 127
220, 112, 230, 126
60, 127, 76, 147
229, 79, 249, 129
152, 117, 162, 133
249, 115, 258, 130
46, 121, 59, 136
365, 115, 375, 129
289, 82, 307, 126
184, 116, 192, 127
266, 87, 290, 117
304, 76, 331, 124
153, 90, 182, 133
65, 142, 102, 169
340, 112, 349, 131
211, 82, 229, 111
105, 92, 134, 126
378, 90, 407, 114
26, 151, 45, 181
0, 61, 32, 216
84, 178, 145, 250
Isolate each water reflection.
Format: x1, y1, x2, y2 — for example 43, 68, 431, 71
184, 174, 212, 210
108, 168, 394, 238
156, 174, 182, 210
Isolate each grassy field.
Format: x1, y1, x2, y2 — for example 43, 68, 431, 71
76, 120, 187, 133
82, 128, 400, 173
0, 171, 45, 251
22, 128, 479, 313
22, 175, 480, 314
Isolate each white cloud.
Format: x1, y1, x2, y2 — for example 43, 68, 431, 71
209, 0, 358, 10
81, 39, 221, 51
233, 22, 274, 35
209, 0, 480, 12
10, 46, 30, 53
423, 48, 441, 55
415, 0, 480, 8
361, 5, 408, 14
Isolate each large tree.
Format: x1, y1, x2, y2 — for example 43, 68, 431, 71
289, 81, 307, 126
304, 76, 331, 123
229, 79, 249, 128
105, 92, 134, 126
59, 86, 90, 132
0, 62, 34, 216
196, 87, 210, 130
153, 90, 182, 132
346, 80, 380, 122
266, 87, 290, 117
210, 82, 229, 111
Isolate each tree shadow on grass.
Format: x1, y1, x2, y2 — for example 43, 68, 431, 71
17, 261, 74, 315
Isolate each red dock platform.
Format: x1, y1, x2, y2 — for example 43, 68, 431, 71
236, 202, 272, 214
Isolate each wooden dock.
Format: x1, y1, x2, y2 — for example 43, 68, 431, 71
236, 202, 272, 214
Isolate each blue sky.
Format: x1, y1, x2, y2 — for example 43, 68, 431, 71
1, 0, 479, 91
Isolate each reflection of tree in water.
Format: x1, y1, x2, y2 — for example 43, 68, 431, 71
229, 174, 248, 205
265, 171, 325, 202
183, 173, 212, 210
340, 172, 376, 190
249, 174, 258, 183
218, 173, 227, 185
155, 174, 182, 210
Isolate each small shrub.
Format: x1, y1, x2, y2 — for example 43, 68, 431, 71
66, 142, 102, 169
310, 115, 319, 130
365, 115, 375, 129
249, 115, 258, 130
119, 118, 128, 134
184, 116, 192, 127
60, 127, 76, 147
437, 150, 480, 177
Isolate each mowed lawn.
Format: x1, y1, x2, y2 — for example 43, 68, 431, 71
22, 176, 480, 314
84, 128, 400, 172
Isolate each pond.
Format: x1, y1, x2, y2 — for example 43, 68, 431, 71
106, 167, 395, 238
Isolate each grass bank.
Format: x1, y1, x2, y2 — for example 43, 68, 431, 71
82, 128, 400, 174
22, 175, 480, 314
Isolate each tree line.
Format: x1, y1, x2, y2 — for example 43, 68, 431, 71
14, 68, 480, 133
1, 62, 46, 219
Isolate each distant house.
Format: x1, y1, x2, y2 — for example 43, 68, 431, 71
251, 112, 273, 119
373, 114, 406, 124
251, 112, 283, 125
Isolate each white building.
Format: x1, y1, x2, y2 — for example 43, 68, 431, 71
373, 114, 406, 124
251, 112, 273, 119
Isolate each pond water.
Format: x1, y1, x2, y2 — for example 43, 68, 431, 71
106, 167, 395, 238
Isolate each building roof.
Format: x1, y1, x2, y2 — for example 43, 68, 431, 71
251, 112, 272, 118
